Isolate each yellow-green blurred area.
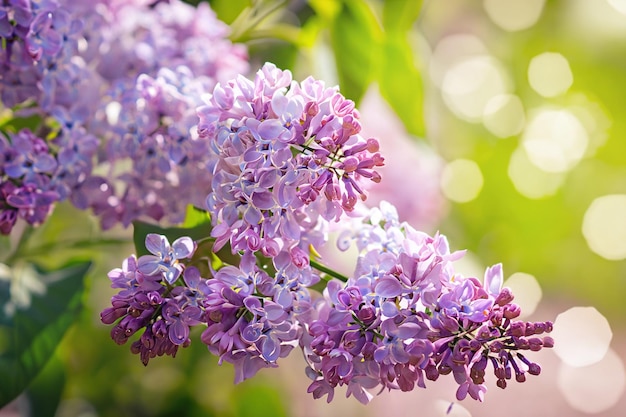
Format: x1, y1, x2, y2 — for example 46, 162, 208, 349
3, 0, 626, 416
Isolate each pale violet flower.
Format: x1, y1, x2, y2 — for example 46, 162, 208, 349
137, 234, 196, 284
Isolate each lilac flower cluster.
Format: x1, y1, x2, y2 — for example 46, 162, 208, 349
0, 129, 56, 233
100, 233, 204, 365
301, 203, 554, 403
197, 62, 384, 258
1, 0, 248, 231
101, 233, 313, 380
201, 250, 312, 383
101, 203, 553, 405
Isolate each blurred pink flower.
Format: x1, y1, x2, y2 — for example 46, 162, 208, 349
358, 85, 448, 232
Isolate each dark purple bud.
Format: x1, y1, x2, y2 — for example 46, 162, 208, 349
494, 366, 507, 380
524, 322, 536, 336
496, 378, 507, 389
515, 373, 526, 383
528, 363, 541, 375
533, 321, 546, 334
489, 340, 503, 353
503, 304, 521, 319
100, 306, 127, 324
425, 363, 440, 381
514, 337, 530, 350
528, 337, 543, 352
356, 305, 376, 325
130, 340, 142, 355
542, 336, 554, 348
111, 325, 129, 345
495, 288, 514, 306
508, 321, 525, 337
438, 363, 452, 375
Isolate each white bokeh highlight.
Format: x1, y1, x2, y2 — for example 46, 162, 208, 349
483, 0, 546, 31
441, 55, 510, 122
551, 306, 612, 367
557, 348, 626, 414
429, 34, 488, 88
521, 108, 588, 173
528, 52, 573, 98
508, 147, 565, 199
440, 159, 484, 203
483, 94, 526, 138
582, 194, 626, 260
607, 0, 626, 15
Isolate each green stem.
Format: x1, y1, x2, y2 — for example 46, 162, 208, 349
310, 259, 348, 282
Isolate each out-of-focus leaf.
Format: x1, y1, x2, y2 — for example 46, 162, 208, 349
378, 35, 425, 136
329, 0, 382, 101
206, 0, 250, 24
232, 382, 287, 417
382, 0, 423, 34
309, 0, 341, 21
25, 353, 65, 417
0, 261, 91, 408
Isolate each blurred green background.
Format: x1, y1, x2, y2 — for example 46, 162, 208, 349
2, 0, 626, 416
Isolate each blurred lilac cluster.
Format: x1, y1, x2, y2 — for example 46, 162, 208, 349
0, 0, 248, 232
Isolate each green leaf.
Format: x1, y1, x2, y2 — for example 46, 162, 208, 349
382, 0, 423, 34
205, 0, 251, 24
0, 261, 91, 408
182, 205, 211, 228
133, 208, 212, 257
378, 35, 425, 136
329, 0, 382, 101
24, 353, 66, 417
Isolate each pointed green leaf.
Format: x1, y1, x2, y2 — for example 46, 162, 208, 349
24, 353, 66, 417
0, 261, 91, 407
382, 0, 423, 34
378, 35, 425, 136
329, 0, 382, 101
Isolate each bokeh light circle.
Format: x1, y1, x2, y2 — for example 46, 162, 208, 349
607, 0, 626, 15
521, 108, 588, 173
582, 194, 626, 260
483, 0, 546, 31
508, 147, 565, 199
429, 34, 488, 88
528, 52, 573, 98
483, 94, 526, 138
441, 56, 510, 122
551, 306, 612, 367
440, 159, 484, 203
557, 348, 625, 414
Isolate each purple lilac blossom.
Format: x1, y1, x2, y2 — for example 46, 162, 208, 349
299, 202, 554, 404
200, 250, 312, 383
0, 129, 61, 233
100, 235, 208, 365
197, 62, 384, 261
